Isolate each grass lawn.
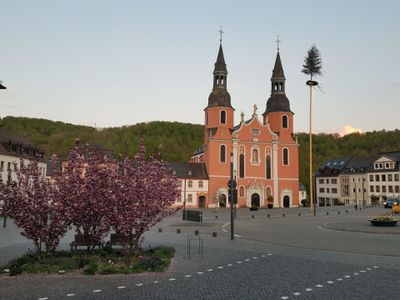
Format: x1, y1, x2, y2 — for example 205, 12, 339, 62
1, 246, 175, 276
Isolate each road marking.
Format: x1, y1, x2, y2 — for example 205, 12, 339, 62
38, 298, 48, 300
316, 284, 324, 288
360, 270, 366, 273
222, 222, 230, 228
227, 264, 233, 267
373, 266, 378, 269
327, 281, 334, 284
234, 234, 242, 238
117, 286, 126, 289
136, 283, 143, 287
207, 269, 213, 272
93, 290, 102, 293
292, 292, 301, 296
261, 254, 266, 257
222, 229, 228, 233
154, 281, 158, 284
281, 296, 289, 300
169, 278, 176, 281
184, 275, 191, 278
344, 275, 351, 278
197, 271, 204, 275
336, 278, 343, 281
267, 253, 272, 256
367, 268, 372, 271
245, 259, 250, 262
218, 266, 224, 269
305, 288, 313, 292
354, 273, 359, 276
67, 294, 75, 297
236, 261, 242, 264
253, 256, 258, 259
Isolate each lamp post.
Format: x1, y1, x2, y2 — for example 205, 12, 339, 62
1, 81, 6, 227
230, 152, 234, 240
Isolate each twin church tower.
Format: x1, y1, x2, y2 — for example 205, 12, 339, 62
189, 39, 299, 208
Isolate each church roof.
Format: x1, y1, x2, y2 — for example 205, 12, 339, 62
207, 89, 232, 108
214, 44, 227, 73
264, 94, 291, 113
272, 51, 285, 79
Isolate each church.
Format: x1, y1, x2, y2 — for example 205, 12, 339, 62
174, 40, 299, 209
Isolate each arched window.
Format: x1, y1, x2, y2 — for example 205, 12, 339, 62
282, 115, 288, 128
239, 153, 245, 178
266, 155, 271, 179
239, 186, 245, 197
252, 148, 259, 164
220, 110, 226, 124
283, 148, 289, 165
266, 187, 272, 197
220, 145, 226, 163
205, 111, 208, 125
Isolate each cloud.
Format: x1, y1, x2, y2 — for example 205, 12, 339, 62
338, 125, 363, 137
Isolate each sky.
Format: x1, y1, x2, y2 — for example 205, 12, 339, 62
0, 0, 399, 135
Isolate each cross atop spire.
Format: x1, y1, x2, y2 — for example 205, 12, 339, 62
218, 26, 224, 44
276, 35, 281, 51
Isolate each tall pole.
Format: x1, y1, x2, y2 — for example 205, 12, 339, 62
309, 79, 315, 216
230, 152, 234, 240
183, 177, 187, 220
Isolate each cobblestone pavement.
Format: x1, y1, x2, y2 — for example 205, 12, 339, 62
1, 206, 400, 299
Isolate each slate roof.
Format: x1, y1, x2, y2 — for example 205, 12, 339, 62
213, 44, 227, 73
168, 162, 208, 179
271, 51, 285, 80
341, 156, 373, 174
317, 157, 351, 176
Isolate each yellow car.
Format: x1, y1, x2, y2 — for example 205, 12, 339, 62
392, 204, 400, 214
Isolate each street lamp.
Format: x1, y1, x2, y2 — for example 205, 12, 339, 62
183, 170, 190, 221
230, 152, 234, 240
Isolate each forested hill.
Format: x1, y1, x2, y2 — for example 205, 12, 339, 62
1, 116, 400, 190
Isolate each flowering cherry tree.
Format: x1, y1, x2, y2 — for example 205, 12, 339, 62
5, 159, 69, 255
53, 149, 113, 250
110, 142, 180, 253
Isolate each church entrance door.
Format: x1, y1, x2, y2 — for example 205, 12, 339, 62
219, 194, 227, 207
283, 195, 290, 208
251, 193, 260, 208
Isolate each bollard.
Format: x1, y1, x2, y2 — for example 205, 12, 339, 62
326, 212, 329, 215
158, 228, 162, 233
338, 211, 341, 214
215, 215, 218, 219
267, 214, 270, 218
212, 232, 217, 238
346, 210, 348, 213
282, 213, 286, 217
177, 229, 181, 234
298, 213, 301, 216
195, 230, 199, 236
252, 215, 255, 219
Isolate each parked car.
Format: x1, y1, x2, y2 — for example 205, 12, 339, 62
384, 197, 400, 208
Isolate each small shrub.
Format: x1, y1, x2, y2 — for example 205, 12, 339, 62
137, 256, 161, 270
83, 265, 97, 275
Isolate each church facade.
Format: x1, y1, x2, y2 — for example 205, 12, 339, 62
187, 42, 299, 208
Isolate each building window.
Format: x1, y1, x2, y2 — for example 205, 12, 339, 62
266, 187, 272, 197
283, 148, 289, 165
385, 163, 390, 169
375, 174, 379, 182
327, 179, 330, 184
382, 186, 387, 193
319, 188, 324, 193
331, 179, 337, 184
188, 181, 192, 188
205, 112, 208, 125
396, 174, 399, 181
198, 181, 203, 188
382, 174, 386, 182
239, 153, 245, 178
220, 145, 226, 163
7, 162, 11, 171
252, 148, 259, 164
389, 186, 393, 193
0, 161, 3, 170
220, 110, 226, 124
395, 186, 400, 193
370, 186, 374, 192
187, 194, 193, 203
369, 175, 373, 181
239, 186, 245, 197
376, 186, 380, 192
319, 178, 324, 184
266, 155, 271, 179
282, 115, 288, 128
388, 174, 393, 181
13, 163, 18, 172
327, 188, 330, 193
